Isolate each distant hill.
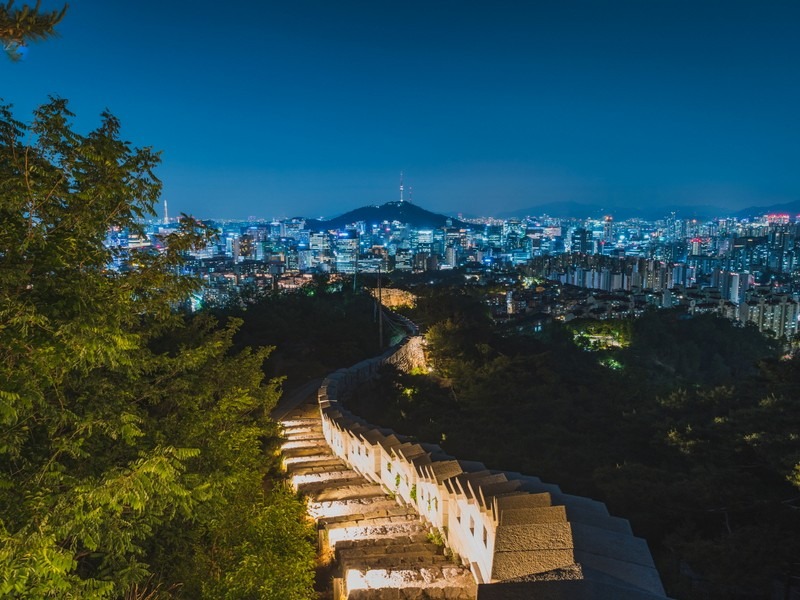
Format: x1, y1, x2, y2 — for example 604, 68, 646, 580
735, 200, 800, 219
301, 201, 468, 231
497, 201, 783, 221
496, 202, 609, 220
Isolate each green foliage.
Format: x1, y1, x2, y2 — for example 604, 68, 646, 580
183, 486, 315, 600
1, 1, 67, 60
566, 318, 632, 350
0, 100, 315, 598
426, 528, 445, 548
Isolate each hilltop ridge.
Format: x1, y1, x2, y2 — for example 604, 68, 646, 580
301, 201, 469, 231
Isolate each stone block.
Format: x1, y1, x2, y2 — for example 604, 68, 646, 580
491, 548, 576, 580
493, 522, 574, 553
498, 505, 567, 526
494, 492, 553, 511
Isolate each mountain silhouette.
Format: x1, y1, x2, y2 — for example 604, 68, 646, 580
301, 201, 468, 230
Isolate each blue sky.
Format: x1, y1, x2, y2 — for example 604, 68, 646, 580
4, 0, 800, 219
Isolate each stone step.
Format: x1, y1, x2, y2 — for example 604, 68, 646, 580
283, 432, 326, 444
292, 471, 365, 493
281, 439, 326, 451
319, 504, 416, 525
287, 461, 352, 481
342, 566, 477, 594
347, 587, 475, 600
308, 483, 386, 502
281, 445, 333, 459
334, 532, 433, 551
326, 520, 430, 549
282, 419, 323, 429
283, 455, 344, 470
288, 422, 325, 432
281, 422, 323, 433
280, 418, 321, 428
336, 541, 442, 562
340, 553, 455, 571
307, 496, 403, 520
322, 512, 419, 531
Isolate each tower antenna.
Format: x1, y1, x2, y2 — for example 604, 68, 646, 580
163, 198, 169, 225
399, 171, 404, 202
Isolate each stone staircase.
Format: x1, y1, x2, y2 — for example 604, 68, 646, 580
280, 406, 477, 600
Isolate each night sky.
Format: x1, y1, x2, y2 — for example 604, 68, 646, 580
5, 0, 800, 219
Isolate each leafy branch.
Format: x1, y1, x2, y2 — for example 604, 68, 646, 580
1, 1, 67, 60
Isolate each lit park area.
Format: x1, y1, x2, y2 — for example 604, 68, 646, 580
280, 402, 476, 600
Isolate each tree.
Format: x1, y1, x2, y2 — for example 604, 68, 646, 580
1, 1, 67, 60
0, 98, 315, 598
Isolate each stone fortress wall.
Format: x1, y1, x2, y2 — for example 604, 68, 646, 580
317, 314, 669, 599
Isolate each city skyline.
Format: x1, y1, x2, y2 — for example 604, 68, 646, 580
5, 0, 800, 219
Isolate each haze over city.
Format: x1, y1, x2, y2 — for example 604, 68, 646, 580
6, 0, 800, 219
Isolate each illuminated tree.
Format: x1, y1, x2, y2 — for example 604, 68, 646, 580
0, 98, 315, 598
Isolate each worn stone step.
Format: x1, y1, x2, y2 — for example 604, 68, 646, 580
288, 463, 353, 478
336, 541, 441, 562
319, 505, 416, 526
291, 466, 361, 480
326, 520, 429, 549
292, 471, 365, 493
323, 512, 419, 532
282, 439, 326, 451
280, 418, 321, 428
307, 496, 402, 520
342, 566, 477, 594
347, 587, 475, 600
283, 455, 344, 471
308, 483, 386, 502
282, 445, 333, 459
282, 425, 324, 435
282, 419, 323, 429
334, 532, 432, 551
340, 553, 454, 572
281, 422, 323, 434
283, 433, 326, 445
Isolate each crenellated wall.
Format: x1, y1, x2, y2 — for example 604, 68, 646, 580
317, 319, 669, 599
